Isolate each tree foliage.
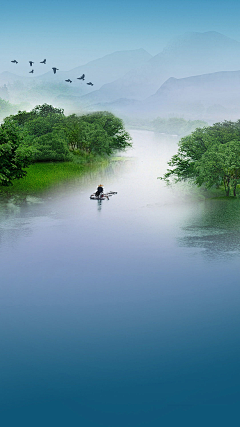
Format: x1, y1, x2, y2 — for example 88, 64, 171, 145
0, 121, 35, 186
5, 105, 131, 158
161, 120, 240, 196
63, 111, 132, 155
0, 104, 132, 185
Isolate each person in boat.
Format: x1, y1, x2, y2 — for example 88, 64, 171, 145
95, 184, 104, 197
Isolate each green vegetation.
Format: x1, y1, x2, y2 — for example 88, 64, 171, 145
123, 115, 207, 135
161, 120, 240, 197
151, 117, 207, 136
0, 104, 132, 187
0, 157, 108, 194
0, 120, 35, 186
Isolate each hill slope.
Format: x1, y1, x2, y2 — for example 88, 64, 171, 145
101, 70, 240, 121
82, 32, 240, 105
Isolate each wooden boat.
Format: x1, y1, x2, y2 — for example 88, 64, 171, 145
90, 191, 117, 200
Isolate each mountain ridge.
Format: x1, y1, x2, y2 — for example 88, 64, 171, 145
81, 31, 240, 105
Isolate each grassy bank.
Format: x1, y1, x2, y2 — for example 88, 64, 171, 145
0, 156, 109, 195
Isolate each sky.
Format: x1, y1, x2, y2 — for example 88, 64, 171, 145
1, 0, 240, 74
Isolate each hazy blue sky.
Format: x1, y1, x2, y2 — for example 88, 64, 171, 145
1, 0, 240, 73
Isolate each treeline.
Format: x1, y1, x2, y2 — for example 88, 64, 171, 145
122, 116, 207, 136
161, 120, 240, 197
0, 97, 21, 122
0, 104, 132, 185
151, 117, 207, 136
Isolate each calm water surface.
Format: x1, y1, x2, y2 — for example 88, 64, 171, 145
0, 130, 240, 426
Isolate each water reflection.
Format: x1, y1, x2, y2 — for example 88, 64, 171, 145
179, 198, 240, 259
1, 130, 240, 426
0, 195, 44, 248
0, 158, 130, 246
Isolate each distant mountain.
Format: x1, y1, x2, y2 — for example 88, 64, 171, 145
35, 49, 152, 99
144, 70, 240, 120
61, 48, 152, 90
0, 49, 152, 108
3, 32, 240, 121
0, 49, 152, 88
82, 31, 240, 105
0, 71, 31, 86
102, 70, 240, 121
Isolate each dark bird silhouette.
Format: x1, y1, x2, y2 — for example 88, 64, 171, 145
40, 59, 46, 64
65, 79, 72, 83
77, 74, 85, 80
29, 61, 34, 66
52, 67, 59, 74
87, 82, 94, 86
29, 70, 34, 74
11, 60, 18, 64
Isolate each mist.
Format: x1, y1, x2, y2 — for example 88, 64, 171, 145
2, 31, 240, 124
1, 3, 240, 425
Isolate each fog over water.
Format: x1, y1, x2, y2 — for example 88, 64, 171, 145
0, 130, 240, 426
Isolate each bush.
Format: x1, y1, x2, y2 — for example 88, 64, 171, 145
0, 121, 35, 186
33, 131, 71, 162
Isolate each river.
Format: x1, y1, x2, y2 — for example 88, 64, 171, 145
0, 130, 239, 426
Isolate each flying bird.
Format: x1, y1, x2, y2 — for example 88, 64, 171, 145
86, 82, 94, 86
65, 79, 72, 83
77, 74, 85, 80
11, 60, 18, 64
40, 59, 46, 64
29, 70, 34, 73
52, 67, 59, 74
29, 61, 34, 66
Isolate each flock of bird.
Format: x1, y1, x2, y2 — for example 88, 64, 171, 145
11, 59, 94, 86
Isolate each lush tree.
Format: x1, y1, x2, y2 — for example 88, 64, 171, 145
31, 103, 64, 117
6, 110, 34, 126
24, 115, 65, 138
63, 115, 90, 151
195, 140, 240, 196
80, 111, 132, 153
31, 130, 71, 162
6, 103, 64, 127
64, 118, 112, 154
161, 120, 240, 196
63, 111, 132, 155
0, 121, 35, 186
2, 105, 132, 166
82, 123, 112, 155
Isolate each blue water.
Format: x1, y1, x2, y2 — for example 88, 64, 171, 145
0, 130, 240, 426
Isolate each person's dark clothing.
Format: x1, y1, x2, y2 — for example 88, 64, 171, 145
96, 186, 104, 197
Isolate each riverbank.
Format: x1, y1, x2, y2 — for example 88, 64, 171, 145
0, 155, 110, 195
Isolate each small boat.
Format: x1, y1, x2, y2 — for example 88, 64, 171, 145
90, 194, 109, 200
90, 191, 117, 200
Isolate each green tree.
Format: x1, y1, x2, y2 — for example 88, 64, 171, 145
24, 115, 65, 137
63, 115, 90, 151
6, 103, 64, 127
32, 130, 71, 162
6, 110, 34, 126
161, 120, 240, 196
0, 121, 35, 186
2, 105, 132, 167
80, 111, 132, 153
31, 103, 64, 117
195, 140, 240, 196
